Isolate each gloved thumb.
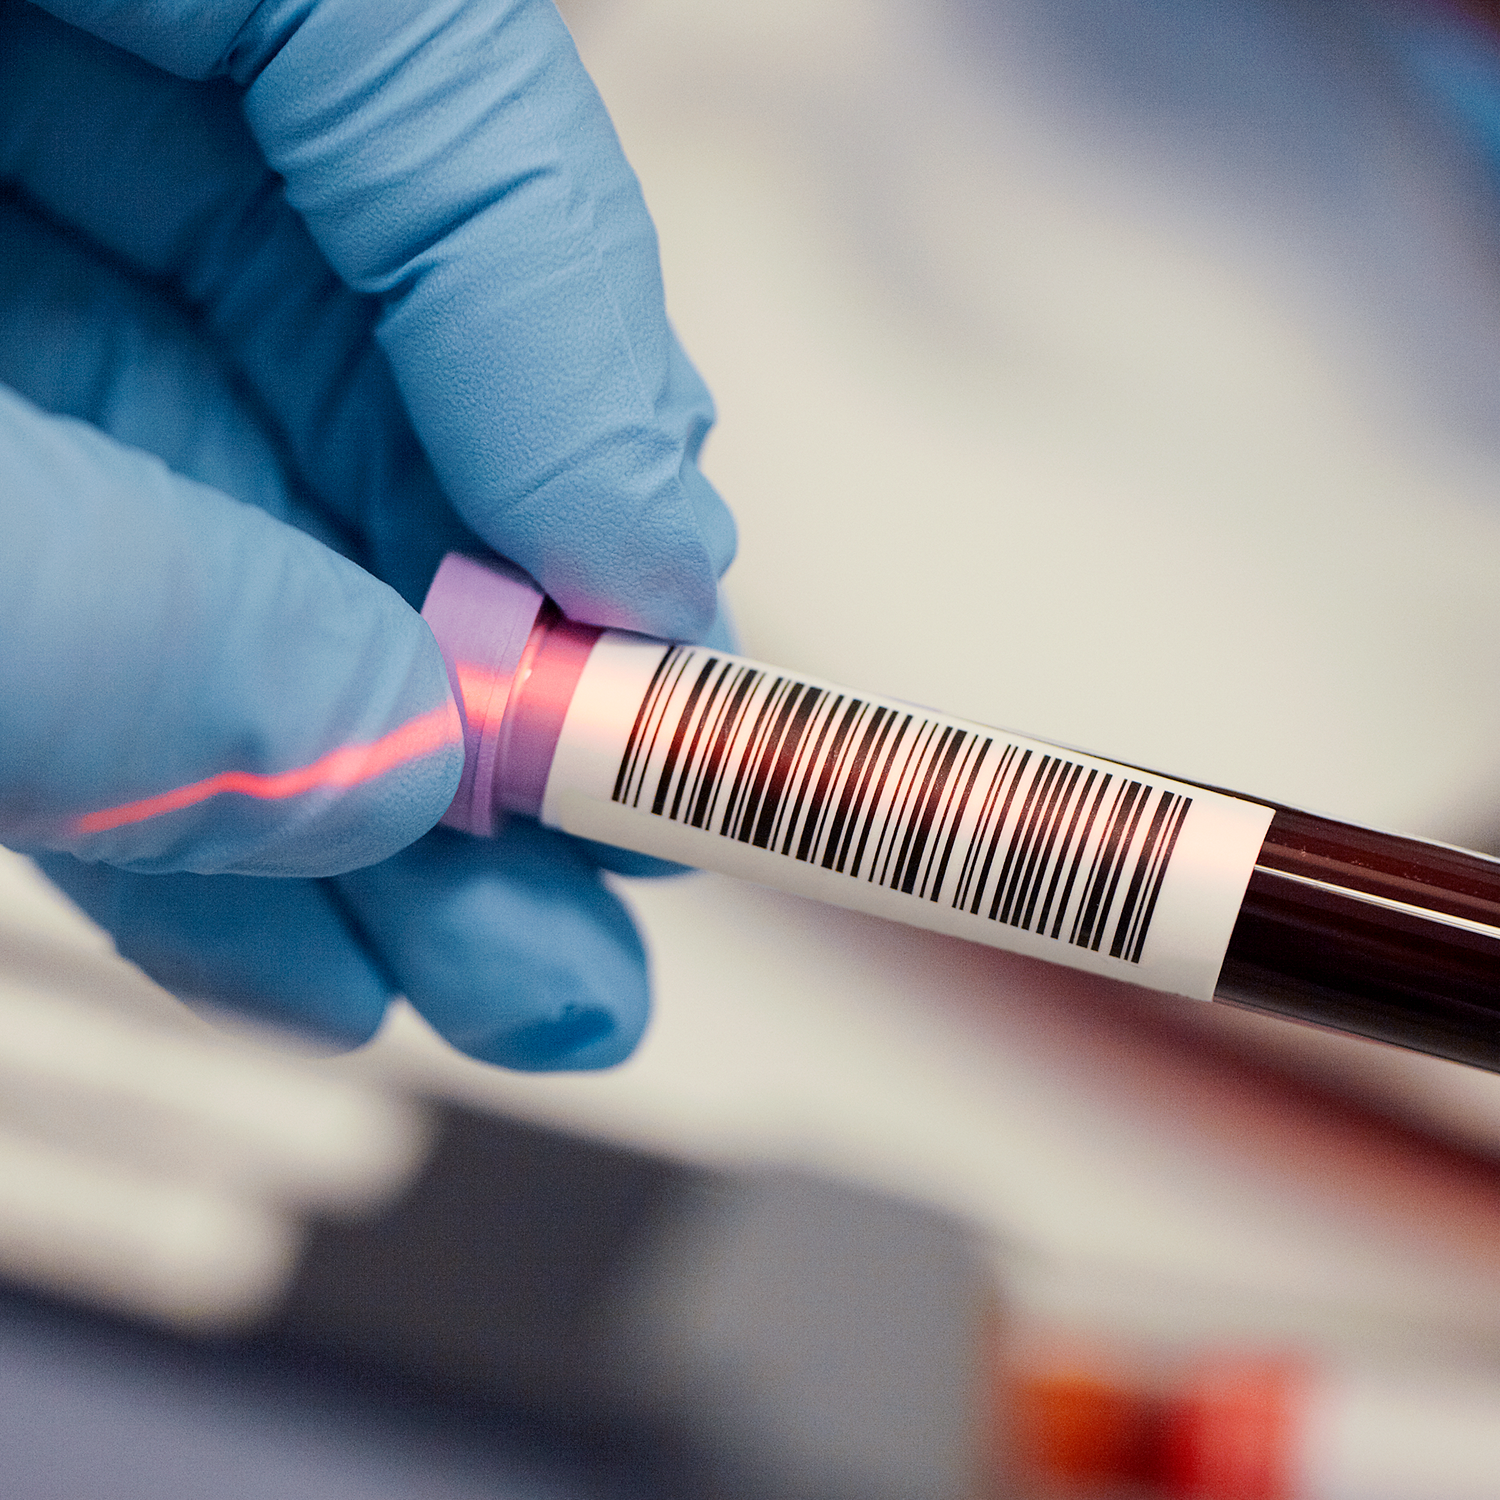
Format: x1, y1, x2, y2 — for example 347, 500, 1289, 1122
0, 388, 462, 876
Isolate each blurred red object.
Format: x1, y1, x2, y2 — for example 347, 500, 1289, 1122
1161, 1359, 1306, 1500
1008, 1352, 1307, 1499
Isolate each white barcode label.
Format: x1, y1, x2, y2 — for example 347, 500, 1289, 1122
542, 635, 1273, 1001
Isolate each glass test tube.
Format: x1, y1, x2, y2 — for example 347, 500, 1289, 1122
422, 552, 1500, 1072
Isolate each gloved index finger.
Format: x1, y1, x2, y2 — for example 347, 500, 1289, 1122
31, 0, 736, 640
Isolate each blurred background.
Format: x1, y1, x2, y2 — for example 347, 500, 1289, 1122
12, 0, 1500, 1494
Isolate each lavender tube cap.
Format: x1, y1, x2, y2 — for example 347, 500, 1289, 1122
421, 553, 603, 836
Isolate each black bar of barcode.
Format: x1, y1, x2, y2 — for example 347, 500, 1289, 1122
613, 649, 1192, 965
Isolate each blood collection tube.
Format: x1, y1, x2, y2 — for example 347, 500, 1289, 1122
422, 552, 1500, 1071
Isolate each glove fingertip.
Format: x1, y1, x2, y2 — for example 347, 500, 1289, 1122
334, 823, 653, 1074
468, 973, 648, 1073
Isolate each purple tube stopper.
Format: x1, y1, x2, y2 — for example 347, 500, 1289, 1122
420, 553, 545, 837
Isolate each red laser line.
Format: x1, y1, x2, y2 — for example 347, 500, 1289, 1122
72, 702, 462, 835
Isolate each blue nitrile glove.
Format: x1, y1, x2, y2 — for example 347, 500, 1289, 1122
0, 0, 735, 1067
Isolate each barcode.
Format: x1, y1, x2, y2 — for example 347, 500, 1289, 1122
611, 649, 1192, 964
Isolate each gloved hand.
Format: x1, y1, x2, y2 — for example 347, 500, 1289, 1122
0, 0, 735, 1067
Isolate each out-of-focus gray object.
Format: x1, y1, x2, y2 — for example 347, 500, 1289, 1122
269, 1108, 990, 1500
0, 1292, 644, 1500
606, 1170, 987, 1500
